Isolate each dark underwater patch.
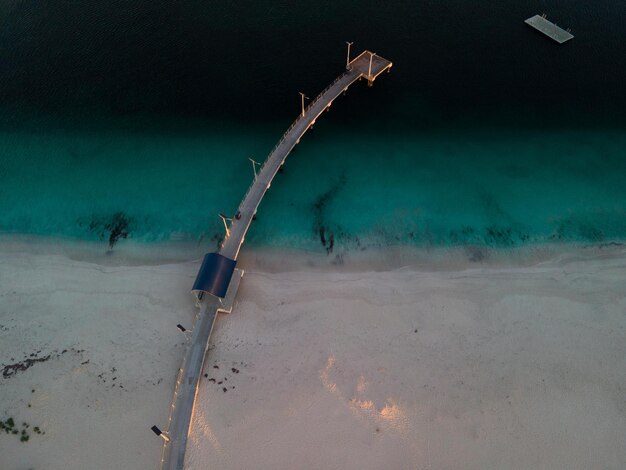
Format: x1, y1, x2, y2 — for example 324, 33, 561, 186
81, 211, 134, 249
551, 218, 605, 242
484, 225, 516, 246
313, 173, 346, 254
577, 224, 604, 242
449, 226, 477, 244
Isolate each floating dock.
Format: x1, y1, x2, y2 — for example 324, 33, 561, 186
525, 14, 574, 44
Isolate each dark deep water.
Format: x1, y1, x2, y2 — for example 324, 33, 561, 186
2, 0, 625, 125
0, 1, 625, 251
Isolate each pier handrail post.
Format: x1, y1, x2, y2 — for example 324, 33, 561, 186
368, 51, 374, 79
346, 41, 353, 69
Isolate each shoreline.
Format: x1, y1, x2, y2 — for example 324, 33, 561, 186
1, 233, 625, 272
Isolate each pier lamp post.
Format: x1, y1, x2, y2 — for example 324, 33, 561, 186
368, 52, 375, 79
151, 425, 170, 442
176, 324, 192, 339
249, 157, 261, 180
345, 41, 353, 69
299, 92, 309, 117
219, 213, 232, 238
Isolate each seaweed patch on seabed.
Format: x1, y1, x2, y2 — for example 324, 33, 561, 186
80, 211, 134, 250
313, 173, 346, 254
551, 217, 605, 242
483, 225, 529, 246
449, 226, 478, 245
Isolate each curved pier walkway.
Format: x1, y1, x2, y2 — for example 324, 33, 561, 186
159, 50, 392, 470
221, 51, 392, 260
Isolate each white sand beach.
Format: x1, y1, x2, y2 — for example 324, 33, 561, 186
0, 244, 199, 470
1, 241, 626, 469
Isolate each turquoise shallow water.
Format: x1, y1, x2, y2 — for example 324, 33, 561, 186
1, 115, 625, 253
1, 1, 624, 254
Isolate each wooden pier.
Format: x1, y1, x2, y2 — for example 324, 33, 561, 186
158, 48, 392, 470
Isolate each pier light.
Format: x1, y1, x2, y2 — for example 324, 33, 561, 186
299, 92, 309, 117
151, 426, 170, 442
368, 52, 375, 79
249, 157, 261, 180
176, 324, 193, 339
219, 213, 232, 238
345, 41, 354, 69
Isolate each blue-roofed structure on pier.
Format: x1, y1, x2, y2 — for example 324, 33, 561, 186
192, 252, 236, 299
